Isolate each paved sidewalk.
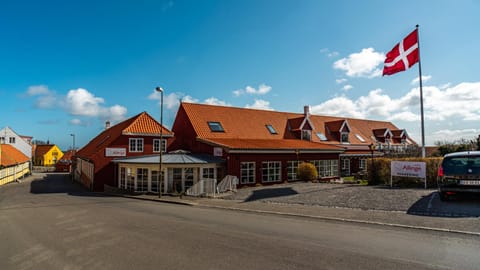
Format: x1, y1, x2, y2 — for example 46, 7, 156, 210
110, 190, 480, 236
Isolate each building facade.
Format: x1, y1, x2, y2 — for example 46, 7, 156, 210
170, 102, 417, 185
34, 144, 64, 166
73, 112, 174, 191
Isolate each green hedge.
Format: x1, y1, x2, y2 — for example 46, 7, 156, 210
367, 157, 443, 188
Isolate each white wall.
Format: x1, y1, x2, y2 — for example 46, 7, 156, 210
0, 127, 32, 158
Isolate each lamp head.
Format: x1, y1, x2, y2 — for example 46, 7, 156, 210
155, 87, 164, 92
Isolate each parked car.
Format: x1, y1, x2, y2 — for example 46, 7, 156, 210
437, 151, 480, 201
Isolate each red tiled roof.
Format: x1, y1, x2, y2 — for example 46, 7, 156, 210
35, 144, 55, 157
123, 111, 172, 135
180, 102, 415, 148
76, 112, 173, 159
325, 120, 344, 132
1, 144, 29, 167
199, 138, 344, 151
60, 150, 75, 161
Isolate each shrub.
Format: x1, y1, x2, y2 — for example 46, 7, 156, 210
367, 157, 442, 187
297, 162, 318, 182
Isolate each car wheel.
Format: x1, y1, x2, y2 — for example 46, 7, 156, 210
439, 192, 450, 202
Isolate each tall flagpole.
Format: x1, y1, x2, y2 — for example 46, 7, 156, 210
416, 24, 426, 158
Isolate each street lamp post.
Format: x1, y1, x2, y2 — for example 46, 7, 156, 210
369, 143, 376, 184
70, 134, 75, 153
155, 87, 164, 198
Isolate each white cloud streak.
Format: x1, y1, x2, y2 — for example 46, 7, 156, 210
333, 48, 385, 78
233, 83, 272, 96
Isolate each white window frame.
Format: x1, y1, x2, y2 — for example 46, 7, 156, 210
262, 161, 281, 183
340, 132, 349, 143
287, 161, 299, 181
240, 162, 255, 184
153, 139, 167, 153
202, 167, 215, 180
359, 159, 367, 170
129, 138, 144, 152
311, 160, 339, 178
9, 137, 15, 144
301, 130, 311, 141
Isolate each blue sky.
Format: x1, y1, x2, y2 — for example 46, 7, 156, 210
1, 0, 480, 150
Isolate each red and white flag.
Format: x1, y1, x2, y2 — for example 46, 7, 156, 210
383, 29, 419, 76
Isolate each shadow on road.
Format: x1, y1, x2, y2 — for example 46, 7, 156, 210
30, 173, 111, 197
407, 192, 480, 218
243, 187, 298, 202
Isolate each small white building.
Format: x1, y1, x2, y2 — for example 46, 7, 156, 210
0, 126, 33, 159
112, 150, 224, 194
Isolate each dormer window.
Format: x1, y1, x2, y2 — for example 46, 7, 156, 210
266, 124, 277, 134
301, 130, 311, 141
341, 132, 349, 143
208, 121, 224, 132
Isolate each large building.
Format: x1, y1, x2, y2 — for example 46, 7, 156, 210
170, 102, 416, 186
74, 103, 417, 193
74, 112, 174, 191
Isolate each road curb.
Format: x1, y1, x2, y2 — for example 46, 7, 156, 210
100, 192, 198, 206
196, 204, 480, 236
106, 192, 480, 236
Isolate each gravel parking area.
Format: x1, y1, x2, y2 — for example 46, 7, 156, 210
223, 182, 436, 212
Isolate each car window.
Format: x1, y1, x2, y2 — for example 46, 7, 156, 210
443, 156, 480, 174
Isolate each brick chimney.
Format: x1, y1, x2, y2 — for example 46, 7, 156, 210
304, 105, 310, 116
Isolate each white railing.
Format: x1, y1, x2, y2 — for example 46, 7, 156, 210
0, 162, 30, 186
217, 175, 238, 193
186, 178, 217, 197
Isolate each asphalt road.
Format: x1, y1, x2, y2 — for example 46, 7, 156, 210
1, 173, 479, 270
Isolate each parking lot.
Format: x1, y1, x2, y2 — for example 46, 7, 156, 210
223, 182, 480, 218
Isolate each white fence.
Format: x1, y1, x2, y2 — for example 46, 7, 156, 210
186, 175, 238, 197
186, 178, 217, 197
217, 175, 238, 193
0, 162, 30, 186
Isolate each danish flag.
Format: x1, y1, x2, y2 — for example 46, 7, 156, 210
383, 29, 419, 76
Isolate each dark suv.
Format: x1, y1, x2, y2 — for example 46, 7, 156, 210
437, 151, 480, 201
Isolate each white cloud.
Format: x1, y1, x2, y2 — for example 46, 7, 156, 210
26, 85, 51, 96
69, 118, 82, 125
342, 85, 353, 91
245, 99, 274, 110
25, 85, 57, 108
36, 94, 57, 109
310, 82, 480, 124
430, 129, 480, 144
411, 75, 432, 85
233, 83, 272, 96
233, 89, 243, 97
333, 48, 385, 78
65, 88, 127, 122
320, 48, 339, 58
204, 97, 230, 106
336, 78, 347, 84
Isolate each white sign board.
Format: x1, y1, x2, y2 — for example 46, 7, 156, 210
391, 161, 426, 178
105, 148, 127, 157
213, 147, 223, 157
391, 161, 427, 188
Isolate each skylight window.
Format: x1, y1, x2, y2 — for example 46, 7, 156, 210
316, 132, 327, 141
208, 121, 224, 132
355, 133, 366, 142
266, 124, 277, 134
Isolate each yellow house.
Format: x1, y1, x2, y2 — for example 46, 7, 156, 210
34, 144, 64, 166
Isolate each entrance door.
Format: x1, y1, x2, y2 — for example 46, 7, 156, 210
341, 159, 350, 176
151, 170, 165, 193
136, 168, 148, 192
184, 168, 194, 191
